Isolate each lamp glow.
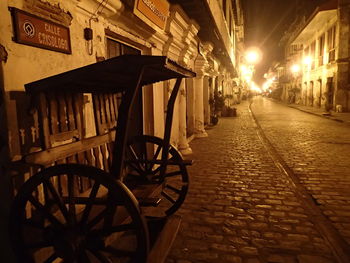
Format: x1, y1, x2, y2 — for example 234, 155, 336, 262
291, 64, 300, 73
245, 48, 262, 65
303, 56, 312, 65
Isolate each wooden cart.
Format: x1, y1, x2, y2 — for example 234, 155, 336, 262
10, 55, 195, 263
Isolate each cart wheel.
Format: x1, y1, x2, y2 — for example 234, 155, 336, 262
125, 135, 189, 218
10, 164, 149, 263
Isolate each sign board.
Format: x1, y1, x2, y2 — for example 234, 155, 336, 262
133, 0, 170, 30
10, 8, 71, 54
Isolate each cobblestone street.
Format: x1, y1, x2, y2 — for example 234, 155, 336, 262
166, 97, 350, 263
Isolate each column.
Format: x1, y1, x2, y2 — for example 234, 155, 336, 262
193, 74, 208, 138
178, 80, 192, 155
203, 76, 210, 125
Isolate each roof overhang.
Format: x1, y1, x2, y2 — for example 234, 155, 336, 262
292, 1, 337, 44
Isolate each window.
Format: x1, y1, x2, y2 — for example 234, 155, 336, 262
310, 41, 316, 69
328, 25, 336, 62
304, 46, 310, 70
318, 34, 325, 66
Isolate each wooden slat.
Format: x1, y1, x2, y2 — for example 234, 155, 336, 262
99, 94, 106, 132
48, 92, 59, 136
104, 93, 112, 125
113, 93, 119, 122
49, 129, 79, 144
100, 144, 109, 172
107, 142, 114, 168
108, 93, 116, 123
24, 131, 116, 166
93, 94, 103, 135
73, 93, 84, 140
93, 146, 102, 169
57, 93, 68, 132
38, 93, 51, 148
65, 93, 76, 131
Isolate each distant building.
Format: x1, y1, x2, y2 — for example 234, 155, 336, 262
274, 0, 350, 111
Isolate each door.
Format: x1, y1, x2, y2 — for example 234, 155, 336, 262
106, 38, 142, 140
318, 80, 322, 107
309, 81, 314, 106
326, 77, 334, 110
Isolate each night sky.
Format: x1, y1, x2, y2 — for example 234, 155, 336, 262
242, 0, 329, 83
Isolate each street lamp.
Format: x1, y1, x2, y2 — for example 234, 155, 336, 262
245, 48, 262, 65
303, 56, 312, 65
291, 64, 300, 74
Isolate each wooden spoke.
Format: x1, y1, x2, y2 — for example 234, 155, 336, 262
164, 170, 182, 178
127, 161, 144, 176
151, 144, 162, 163
80, 182, 100, 226
161, 191, 176, 204
141, 140, 148, 171
165, 184, 181, 194
103, 197, 116, 228
102, 245, 134, 257
28, 196, 63, 227
43, 253, 59, 263
127, 145, 144, 174
67, 173, 77, 224
43, 178, 69, 221
150, 165, 161, 175
92, 223, 134, 236
86, 207, 108, 230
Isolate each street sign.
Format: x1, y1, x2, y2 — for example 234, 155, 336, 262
10, 8, 71, 54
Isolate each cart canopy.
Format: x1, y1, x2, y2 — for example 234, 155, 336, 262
25, 55, 196, 94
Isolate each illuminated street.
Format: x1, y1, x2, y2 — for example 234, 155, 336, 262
3, 0, 350, 262
166, 96, 350, 263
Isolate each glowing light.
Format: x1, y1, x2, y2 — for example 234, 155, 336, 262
245, 48, 262, 65
303, 56, 312, 65
240, 65, 249, 75
291, 64, 300, 73
250, 82, 262, 93
262, 79, 273, 91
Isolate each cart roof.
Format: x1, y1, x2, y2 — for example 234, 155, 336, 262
25, 55, 196, 94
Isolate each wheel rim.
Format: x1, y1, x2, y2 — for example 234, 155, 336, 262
125, 135, 189, 218
10, 164, 149, 263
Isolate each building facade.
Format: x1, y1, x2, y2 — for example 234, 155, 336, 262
0, 0, 243, 260
276, 0, 350, 112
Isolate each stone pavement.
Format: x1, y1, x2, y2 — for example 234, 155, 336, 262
250, 97, 350, 261
165, 100, 339, 263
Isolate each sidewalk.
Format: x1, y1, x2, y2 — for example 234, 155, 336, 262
285, 103, 350, 124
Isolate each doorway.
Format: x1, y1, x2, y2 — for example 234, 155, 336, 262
326, 77, 334, 110
309, 81, 314, 106
106, 38, 142, 139
318, 79, 322, 107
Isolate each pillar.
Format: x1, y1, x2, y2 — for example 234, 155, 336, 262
203, 76, 210, 125
178, 80, 192, 155
193, 75, 208, 137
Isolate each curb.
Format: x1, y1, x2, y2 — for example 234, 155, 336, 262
267, 98, 348, 123
287, 105, 345, 123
